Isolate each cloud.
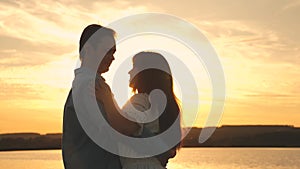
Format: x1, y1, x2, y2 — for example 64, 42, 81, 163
115, 0, 300, 66
0, 79, 44, 100
0, 35, 75, 67
0, 0, 20, 7
0, 0, 150, 68
245, 93, 297, 98
0, 4, 78, 44
192, 19, 300, 64
283, 0, 300, 11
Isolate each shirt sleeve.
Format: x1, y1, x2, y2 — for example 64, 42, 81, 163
121, 93, 150, 136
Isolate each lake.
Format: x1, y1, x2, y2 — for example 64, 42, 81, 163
0, 148, 299, 169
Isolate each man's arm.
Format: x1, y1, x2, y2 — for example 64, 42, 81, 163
95, 82, 140, 136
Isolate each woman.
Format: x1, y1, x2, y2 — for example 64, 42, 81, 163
120, 52, 182, 169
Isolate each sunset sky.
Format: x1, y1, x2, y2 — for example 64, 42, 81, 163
0, 0, 300, 134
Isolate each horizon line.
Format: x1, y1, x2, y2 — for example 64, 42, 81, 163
1, 124, 299, 135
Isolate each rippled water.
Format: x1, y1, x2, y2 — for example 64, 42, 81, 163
0, 148, 299, 169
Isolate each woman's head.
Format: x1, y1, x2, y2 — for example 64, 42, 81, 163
129, 52, 172, 93
129, 51, 182, 149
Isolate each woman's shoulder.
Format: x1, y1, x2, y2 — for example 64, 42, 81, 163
130, 93, 149, 102
123, 93, 150, 112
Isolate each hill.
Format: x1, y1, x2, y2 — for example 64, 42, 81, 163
183, 125, 300, 147
1, 125, 300, 151
0, 133, 61, 151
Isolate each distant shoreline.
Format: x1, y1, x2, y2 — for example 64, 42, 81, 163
0, 148, 61, 152
2, 146, 300, 152
1, 125, 300, 151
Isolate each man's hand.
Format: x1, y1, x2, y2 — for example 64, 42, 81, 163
92, 76, 140, 135
95, 79, 112, 102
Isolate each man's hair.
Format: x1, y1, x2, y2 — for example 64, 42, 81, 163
79, 24, 116, 59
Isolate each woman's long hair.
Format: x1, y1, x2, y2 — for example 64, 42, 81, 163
130, 52, 182, 150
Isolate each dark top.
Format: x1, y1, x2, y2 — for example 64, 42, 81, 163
62, 68, 121, 169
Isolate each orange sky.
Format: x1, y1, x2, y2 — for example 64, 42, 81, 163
0, 0, 300, 134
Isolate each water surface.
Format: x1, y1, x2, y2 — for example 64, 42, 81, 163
0, 148, 299, 169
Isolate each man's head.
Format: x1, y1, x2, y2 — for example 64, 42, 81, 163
79, 24, 116, 74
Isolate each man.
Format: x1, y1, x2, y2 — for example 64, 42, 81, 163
62, 24, 139, 169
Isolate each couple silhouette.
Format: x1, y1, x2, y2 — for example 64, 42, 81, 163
62, 24, 182, 169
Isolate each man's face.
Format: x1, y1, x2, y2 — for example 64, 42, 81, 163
96, 36, 116, 74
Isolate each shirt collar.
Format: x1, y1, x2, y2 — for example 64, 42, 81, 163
74, 67, 105, 81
